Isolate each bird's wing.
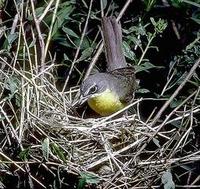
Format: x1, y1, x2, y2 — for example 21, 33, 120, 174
110, 67, 137, 103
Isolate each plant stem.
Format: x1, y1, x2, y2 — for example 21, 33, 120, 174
137, 32, 156, 65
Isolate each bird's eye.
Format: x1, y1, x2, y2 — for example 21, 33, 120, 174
89, 85, 98, 94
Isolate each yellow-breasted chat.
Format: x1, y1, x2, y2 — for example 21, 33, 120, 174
79, 17, 137, 116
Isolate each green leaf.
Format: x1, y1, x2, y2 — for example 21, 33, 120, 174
29, 38, 37, 48
4, 77, 21, 107
136, 88, 150, 93
7, 33, 18, 44
0, 116, 6, 121
3, 33, 18, 50
127, 35, 142, 47
150, 18, 167, 34
77, 172, 100, 189
57, 38, 72, 48
78, 47, 93, 61
152, 138, 160, 147
42, 138, 50, 161
64, 53, 70, 61
0, 0, 5, 9
77, 177, 86, 189
162, 171, 175, 189
101, 0, 107, 9
51, 142, 67, 163
176, 72, 187, 85
170, 0, 183, 8
170, 98, 182, 108
74, 37, 91, 49
144, 0, 157, 12
62, 26, 79, 38
181, 0, 200, 8
51, 4, 74, 38
78, 172, 100, 188
135, 62, 163, 73
19, 147, 30, 161
123, 41, 136, 61
27, 7, 45, 20
5, 77, 18, 94
191, 17, 200, 25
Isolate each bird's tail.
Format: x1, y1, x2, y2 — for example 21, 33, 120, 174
101, 17, 127, 71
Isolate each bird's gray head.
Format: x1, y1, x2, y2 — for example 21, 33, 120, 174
80, 73, 109, 98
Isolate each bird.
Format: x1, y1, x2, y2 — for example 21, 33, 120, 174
79, 17, 137, 116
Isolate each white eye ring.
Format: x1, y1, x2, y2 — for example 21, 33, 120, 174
89, 85, 98, 94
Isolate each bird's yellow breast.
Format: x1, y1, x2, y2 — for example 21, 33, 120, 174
88, 89, 125, 116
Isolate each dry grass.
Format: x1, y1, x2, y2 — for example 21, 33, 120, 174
0, 0, 200, 189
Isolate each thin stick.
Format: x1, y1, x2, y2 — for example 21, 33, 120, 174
86, 137, 146, 170
30, 0, 45, 69
44, 0, 60, 61
62, 0, 94, 93
0, 152, 46, 188
136, 57, 200, 155
150, 57, 200, 128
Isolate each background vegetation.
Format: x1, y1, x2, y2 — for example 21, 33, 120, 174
0, 0, 200, 188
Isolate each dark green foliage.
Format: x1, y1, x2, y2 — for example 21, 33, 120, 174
1, 1, 200, 188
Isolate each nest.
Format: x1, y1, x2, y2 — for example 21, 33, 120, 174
1, 57, 200, 188
0, 1, 200, 188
